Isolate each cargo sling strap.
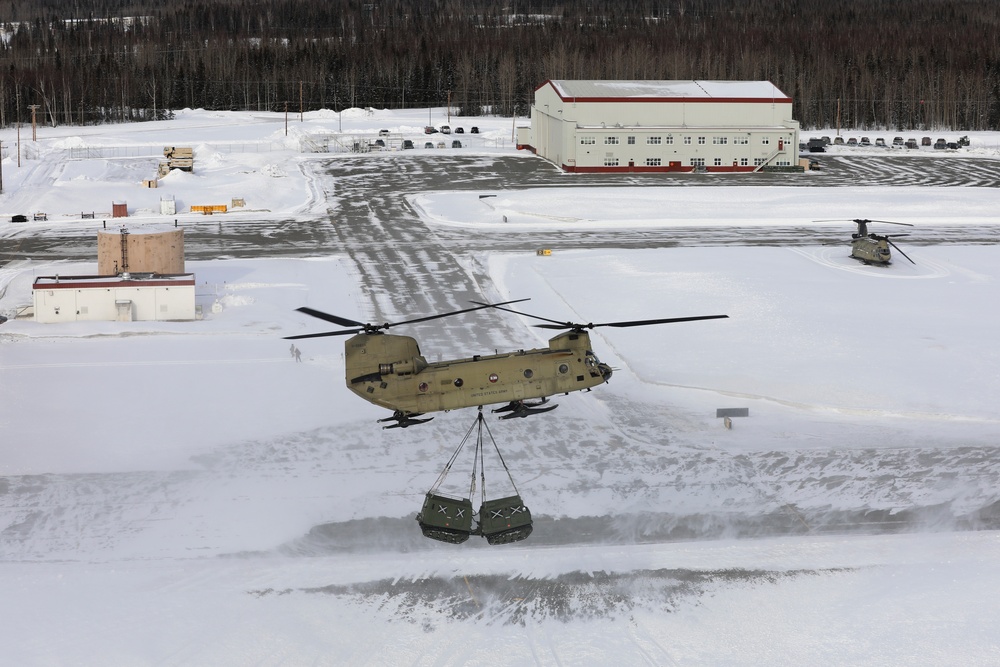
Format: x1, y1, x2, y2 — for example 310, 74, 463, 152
426, 407, 522, 507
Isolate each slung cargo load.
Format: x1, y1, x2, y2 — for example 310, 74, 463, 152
416, 493, 475, 544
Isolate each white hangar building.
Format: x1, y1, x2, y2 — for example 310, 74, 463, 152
516, 79, 800, 173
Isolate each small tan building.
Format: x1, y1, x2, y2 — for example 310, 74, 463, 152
32, 274, 197, 323
517, 79, 800, 173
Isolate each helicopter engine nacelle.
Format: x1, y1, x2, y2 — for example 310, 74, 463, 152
345, 333, 423, 382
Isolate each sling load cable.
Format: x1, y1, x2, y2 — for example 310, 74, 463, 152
416, 410, 482, 543
476, 411, 534, 545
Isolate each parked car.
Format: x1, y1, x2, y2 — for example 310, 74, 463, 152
452, 140, 462, 148
436, 141, 446, 149
378, 129, 390, 137
806, 138, 826, 152
470, 126, 479, 134
833, 136, 845, 145
402, 139, 414, 149
373, 139, 385, 148
947, 142, 959, 149
424, 141, 434, 149
440, 125, 451, 134
860, 137, 871, 146
905, 138, 919, 149
846, 137, 858, 146
934, 138, 947, 149
424, 126, 438, 134
921, 136, 932, 146
821, 136, 832, 145
454, 127, 464, 134
892, 136, 904, 146
875, 138, 887, 147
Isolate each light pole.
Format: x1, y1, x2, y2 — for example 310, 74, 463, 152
29, 104, 40, 141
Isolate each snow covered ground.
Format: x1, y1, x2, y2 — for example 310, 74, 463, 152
2, 108, 1000, 665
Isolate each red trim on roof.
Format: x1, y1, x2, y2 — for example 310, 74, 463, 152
33, 275, 196, 290
535, 80, 793, 105
560, 164, 765, 174
34, 280, 196, 290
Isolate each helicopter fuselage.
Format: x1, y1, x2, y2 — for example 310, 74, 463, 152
345, 330, 611, 415
850, 235, 892, 264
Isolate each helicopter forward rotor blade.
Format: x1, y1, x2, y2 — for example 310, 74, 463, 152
534, 314, 729, 330
887, 239, 916, 264
470, 300, 570, 327
813, 219, 914, 227
473, 300, 729, 330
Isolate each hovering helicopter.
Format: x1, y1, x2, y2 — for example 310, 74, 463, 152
286, 300, 728, 429
820, 219, 915, 265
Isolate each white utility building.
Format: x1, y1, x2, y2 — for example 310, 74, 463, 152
32, 273, 197, 323
516, 79, 800, 173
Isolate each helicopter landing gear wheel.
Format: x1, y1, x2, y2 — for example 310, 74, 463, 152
492, 398, 558, 419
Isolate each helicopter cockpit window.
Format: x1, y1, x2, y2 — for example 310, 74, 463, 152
523, 369, 533, 379
558, 364, 569, 374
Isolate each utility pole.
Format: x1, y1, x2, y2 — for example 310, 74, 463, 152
447, 90, 451, 123
29, 104, 40, 141
16, 122, 21, 167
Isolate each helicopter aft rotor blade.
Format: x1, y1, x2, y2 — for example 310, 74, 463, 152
285, 328, 360, 340
389, 298, 531, 328
286, 298, 532, 340
294, 307, 366, 328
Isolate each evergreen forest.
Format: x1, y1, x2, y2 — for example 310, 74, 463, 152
3, 0, 1000, 130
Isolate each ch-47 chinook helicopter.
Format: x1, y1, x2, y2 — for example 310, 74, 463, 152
286, 299, 728, 429
820, 219, 916, 265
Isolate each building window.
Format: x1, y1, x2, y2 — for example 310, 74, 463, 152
647, 136, 662, 145
603, 157, 620, 166
736, 136, 749, 145
698, 136, 706, 145
665, 135, 674, 144
713, 157, 722, 166
580, 136, 595, 145
691, 158, 705, 167
627, 136, 635, 145
683, 136, 692, 145
646, 157, 661, 166
605, 136, 620, 145
712, 136, 728, 145
762, 137, 770, 145
740, 157, 749, 166
754, 158, 765, 166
